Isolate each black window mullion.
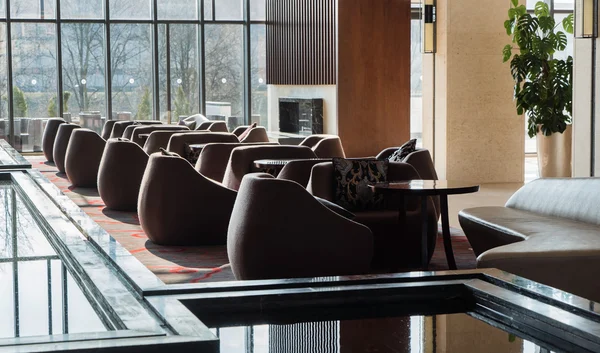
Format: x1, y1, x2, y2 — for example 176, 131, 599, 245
244, 0, 251, 124
6, 0, 14, 147
152, 0, 160, 121
56, 0, 63, 119
199, 0, 205, 115
105, 0, 113, 121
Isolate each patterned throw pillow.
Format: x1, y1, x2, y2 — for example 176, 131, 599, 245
332, 158, 388, 211
388, 139, 417, 162
238, 122, 258, 142
184, 143, 202, 165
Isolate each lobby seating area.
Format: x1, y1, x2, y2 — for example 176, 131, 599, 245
32, 117, 478, 284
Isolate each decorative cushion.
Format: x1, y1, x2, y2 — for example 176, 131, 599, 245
332, 158, 388, 211
315, 196, 355, 220
238, 122, 257, 141
182, 119, 196, 130
184, 143, 202, 165
387, 139, 417, 162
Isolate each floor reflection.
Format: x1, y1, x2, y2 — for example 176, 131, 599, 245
0, 183, 105, 339
212, 314, 552, 353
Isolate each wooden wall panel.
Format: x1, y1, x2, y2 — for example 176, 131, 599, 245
266, 0, 336, 85
337, 0, 412, 157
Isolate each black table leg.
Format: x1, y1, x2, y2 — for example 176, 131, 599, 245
440, 194, 457, 270
391, 195, 406, 272
421, 196, 429, 270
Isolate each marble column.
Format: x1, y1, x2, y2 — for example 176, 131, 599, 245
430, 0, 525, 183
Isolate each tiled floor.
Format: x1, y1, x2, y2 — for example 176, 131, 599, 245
448, 156, 538, 228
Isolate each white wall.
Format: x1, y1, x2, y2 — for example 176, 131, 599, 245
267, 85, 338, 135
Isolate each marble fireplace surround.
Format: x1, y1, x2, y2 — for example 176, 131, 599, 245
278, 97, 324, 135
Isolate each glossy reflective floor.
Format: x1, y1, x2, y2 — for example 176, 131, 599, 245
213, 314, 550, 353
0, 182, 105, 339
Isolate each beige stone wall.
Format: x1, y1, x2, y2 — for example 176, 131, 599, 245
432, 0, 525, 183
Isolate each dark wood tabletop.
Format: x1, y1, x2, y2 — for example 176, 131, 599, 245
370, 180, 480, 196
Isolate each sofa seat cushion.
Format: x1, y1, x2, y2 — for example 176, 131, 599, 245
478, 231, 600, 302
460, 206, 600, 257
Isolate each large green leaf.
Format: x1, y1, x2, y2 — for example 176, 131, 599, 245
538, 16, 555, 33
534, 1, 549, 17
562, 14, 574, 34
511, 0, 518, 7
555, 31, 568, 51
503, 44, 513, 62
504, 19, 514, 35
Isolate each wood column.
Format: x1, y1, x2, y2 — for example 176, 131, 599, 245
337, 0, 411, 157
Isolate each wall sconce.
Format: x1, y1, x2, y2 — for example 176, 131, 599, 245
576, 0, 598, 37
423, 0, 436, 53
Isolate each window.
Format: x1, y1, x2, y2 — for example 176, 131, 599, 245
0, 0, 267, 151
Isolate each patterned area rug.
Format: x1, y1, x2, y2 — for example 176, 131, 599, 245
27, 155, 476, 284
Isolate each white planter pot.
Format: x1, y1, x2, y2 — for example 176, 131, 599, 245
536, 124, 572, 178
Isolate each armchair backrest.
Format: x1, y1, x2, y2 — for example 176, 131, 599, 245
223, 145, 316, 191
179, 113, 209, 130
101, 120, 117, 140
197, 142, 278, 182
166, 131, 239, 157
131, 125, 189, 146
208, 121, 229, 132
241, 126, 270, 143
143, 130, 193, 154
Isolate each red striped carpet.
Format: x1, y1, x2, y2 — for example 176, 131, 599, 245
27, 155, 476, 284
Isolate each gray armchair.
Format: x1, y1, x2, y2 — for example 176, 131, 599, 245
138, 152, 237, 246
228, 173, 374, 280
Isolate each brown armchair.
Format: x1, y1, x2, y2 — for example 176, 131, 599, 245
307, 161, 439, 269
101, 120, 117, 140
277, 159, 330, 187
64, 129, 106, 187
42, 118, 66, 162
240, 126, 270, 143
227, 173, 374, 280
143, 130, 193, 155
207, 121, 229, 132
195, 142, 278, 182
98, 138, 149, 211
110, 120, 162, 139
166, 131, 239, 157
299, 134, 346, 158
222, 145, 316, 191
130, 125, 189, 146
53, 123, 81, 173
138, 152, 237, 246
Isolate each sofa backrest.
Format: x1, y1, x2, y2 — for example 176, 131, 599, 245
506, 178, 600, 225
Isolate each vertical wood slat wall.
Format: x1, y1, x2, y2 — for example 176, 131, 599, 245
266, 0, 336, 85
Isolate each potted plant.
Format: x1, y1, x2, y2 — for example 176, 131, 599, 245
503, 0, 573, 177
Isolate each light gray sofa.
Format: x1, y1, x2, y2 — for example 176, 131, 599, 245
459, 178, 600, 302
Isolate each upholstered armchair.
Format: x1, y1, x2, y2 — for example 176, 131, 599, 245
299, 134, 346, 158
222, 145, 316, 191
307, 162, 439, 269
240, 126, 270, 143
207, 121, 229, 132
166, 131, 239, 157
110, 121, 162, 139
42, 118, 65, 162
53, 123, 81, 173
143, 130, 192, 155
129, 125, 189, 146
195, 142, 279, 182
277, 159, 330, 187
179, 113, 209, 130
98, 138, 149, 211
196, 121, 214, 130
122, 121, 165, 140
232, 125, 250, 137
64, 129, 106, 187
101, 120, 117, 140
228, 173, 374, 280
138, 152, 237, 246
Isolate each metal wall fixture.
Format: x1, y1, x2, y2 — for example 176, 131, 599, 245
422, 0, 436, 53
575, 0, 598, 37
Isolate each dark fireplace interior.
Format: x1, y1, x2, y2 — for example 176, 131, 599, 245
279, 98, 324, 135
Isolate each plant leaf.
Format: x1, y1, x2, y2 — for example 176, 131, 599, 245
534, 1, 549, 17
511, 0, 518, 7
556, 31, 567, 51
503, 44, 513, 62
562, 13, 574, 34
